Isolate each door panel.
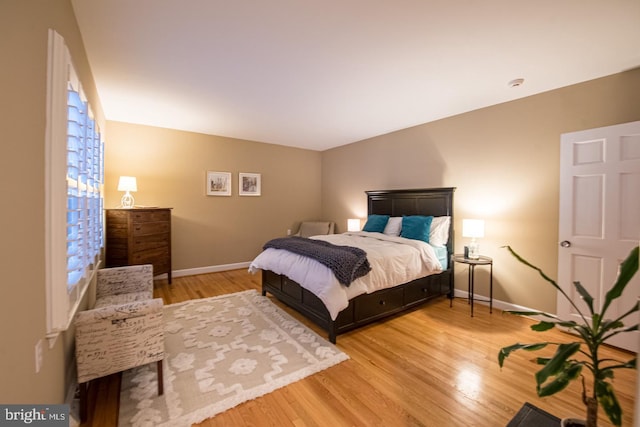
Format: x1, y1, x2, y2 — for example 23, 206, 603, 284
573, 175, 603, 238
559, 121, 640, 352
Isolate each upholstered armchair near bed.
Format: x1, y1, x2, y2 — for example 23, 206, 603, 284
74, 264, 164, 422
293, 221, 335, 237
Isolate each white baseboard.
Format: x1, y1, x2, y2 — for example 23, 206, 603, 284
453, 289, 552, 321
153, 261, 252, 280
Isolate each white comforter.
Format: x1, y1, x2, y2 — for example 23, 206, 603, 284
248, 231, 443, 320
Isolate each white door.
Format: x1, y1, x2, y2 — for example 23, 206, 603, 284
558, 121, 640, 353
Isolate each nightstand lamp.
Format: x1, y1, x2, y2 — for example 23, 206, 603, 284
347, 218, 361, 232
462, 219, 484, 259
118, 176, 137, 208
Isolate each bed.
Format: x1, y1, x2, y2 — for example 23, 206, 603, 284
251, 188, 455, 343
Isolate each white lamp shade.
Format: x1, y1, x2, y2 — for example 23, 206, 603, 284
347, 218, 361, 232
117, 176, 137, 192
462, 219, 484, 238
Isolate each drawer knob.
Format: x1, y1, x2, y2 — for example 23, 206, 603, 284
379, 300, 386, 306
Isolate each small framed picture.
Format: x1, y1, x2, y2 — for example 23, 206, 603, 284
206, 171, 231, 196
239, 173, 261, 196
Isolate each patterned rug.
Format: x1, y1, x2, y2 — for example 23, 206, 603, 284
118, 290, 349, 427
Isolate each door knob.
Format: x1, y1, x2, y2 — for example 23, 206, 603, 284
560, 240, 571, 248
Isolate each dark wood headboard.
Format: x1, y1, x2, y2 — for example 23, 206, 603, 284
366, 187, 456, 259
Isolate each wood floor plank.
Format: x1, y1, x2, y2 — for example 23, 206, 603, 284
80, 269, 637, 426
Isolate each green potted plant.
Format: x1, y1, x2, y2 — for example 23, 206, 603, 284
498, 245, 638, 427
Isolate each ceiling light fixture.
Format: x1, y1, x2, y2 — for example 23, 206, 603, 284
508, 78, 525, 88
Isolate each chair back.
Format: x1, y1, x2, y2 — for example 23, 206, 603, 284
296, 221, 335, 237
96, 264, 153, 299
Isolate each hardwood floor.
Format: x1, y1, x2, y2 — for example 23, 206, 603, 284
81, 269, 637, 426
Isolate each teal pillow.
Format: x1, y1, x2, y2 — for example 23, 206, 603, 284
400, 215, 433, 243
362, 214, 390, 233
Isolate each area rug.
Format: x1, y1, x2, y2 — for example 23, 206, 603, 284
118, 289, 349, 427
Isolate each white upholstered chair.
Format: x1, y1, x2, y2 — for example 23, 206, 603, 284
74, 264, 164, 422
293, 221, 335, 237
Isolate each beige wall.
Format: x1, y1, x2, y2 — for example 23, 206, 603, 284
105, 122, 323, 272
322, 69, 640, 313
0, 0, 104, 404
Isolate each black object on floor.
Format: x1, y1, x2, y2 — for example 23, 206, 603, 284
507, 402, 561, 427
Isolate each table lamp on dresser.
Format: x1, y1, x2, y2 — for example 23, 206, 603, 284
118, 176, 137, 208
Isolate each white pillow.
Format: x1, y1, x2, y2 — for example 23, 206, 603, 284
383, 217, 402, 236
429, 216, 451, 247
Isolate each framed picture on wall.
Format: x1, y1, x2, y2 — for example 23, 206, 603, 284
206, 171, 232, 196
239, 173, 261, 196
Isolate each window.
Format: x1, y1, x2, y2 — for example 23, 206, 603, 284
45, 29, 104, 341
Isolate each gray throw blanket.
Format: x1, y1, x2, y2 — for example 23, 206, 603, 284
263, 236, 371, 286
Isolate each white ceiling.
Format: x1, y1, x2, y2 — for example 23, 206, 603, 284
71, 0, 640, 151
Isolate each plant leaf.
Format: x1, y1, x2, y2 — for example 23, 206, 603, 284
596, 380, 622, 426
602, 246, 639, 316
531, 321, 556, 332
537, 362, 583, 397
535, 342, 581, 385
600, 319, 625, 331
573, 280, 594, 315
535, 357, 551, 365
555, 320, 580, 329
600, 358, 636, 373
498, 343, 548, 367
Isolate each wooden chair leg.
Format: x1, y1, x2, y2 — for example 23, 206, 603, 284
79, 382, 88, 423
157, 360, 164, 395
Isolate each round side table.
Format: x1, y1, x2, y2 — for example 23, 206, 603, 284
452, 254, 493, 317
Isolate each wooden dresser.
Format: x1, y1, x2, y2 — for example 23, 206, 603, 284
105, 208, 172, 284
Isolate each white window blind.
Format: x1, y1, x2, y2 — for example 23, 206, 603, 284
46, 29, 104, 341
66, 83, 104, 292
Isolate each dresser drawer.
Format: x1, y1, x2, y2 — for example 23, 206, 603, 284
131, 210, 171, 223
132, 247, 170, 264
132, 221, 170, 236
133, 233, 169, 251
132, 239, 169, 252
